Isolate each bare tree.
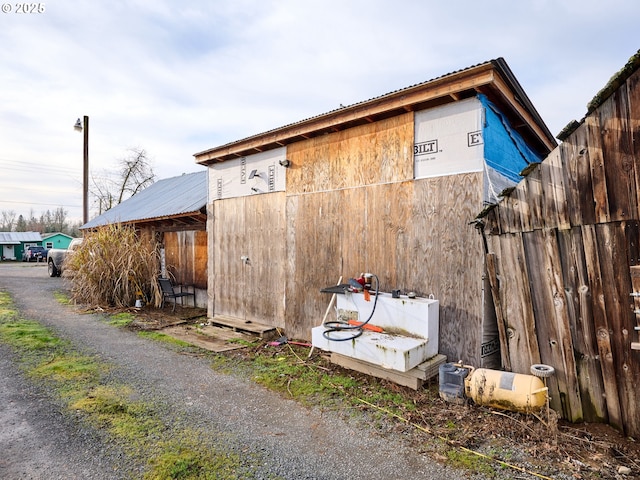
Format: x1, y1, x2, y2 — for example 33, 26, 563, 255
90, 148, 156, 215
6, 208, 77, 235
48, 207, 68, 232
90, 173, 116, 215
0, 210, 16, 231
116, 148, 156, 204
26, 208, 40, 232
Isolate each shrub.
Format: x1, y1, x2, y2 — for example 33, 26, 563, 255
65, 224, 162, 308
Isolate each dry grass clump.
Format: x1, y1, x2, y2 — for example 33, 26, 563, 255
65, 224, 161, 308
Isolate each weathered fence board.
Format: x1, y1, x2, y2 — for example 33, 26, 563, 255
486, 253, 511, 371
585, 115, 611, 224
598, 88, 636, 222
581, 223, 623, 429
487, 233, 541, 373
481, 66, 640, 436
597, 222, 639, 435
523, 229, 582, 420
556, 228, 608, 422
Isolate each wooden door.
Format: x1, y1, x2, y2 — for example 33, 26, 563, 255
213, 193, 286, 327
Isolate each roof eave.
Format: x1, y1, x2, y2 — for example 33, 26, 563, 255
195, 60, 556, 165
80, 208, 207, 232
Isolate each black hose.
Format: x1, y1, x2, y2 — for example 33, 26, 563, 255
322, 274, 379, 342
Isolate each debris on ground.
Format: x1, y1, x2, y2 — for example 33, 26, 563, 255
128, 306, 640, 479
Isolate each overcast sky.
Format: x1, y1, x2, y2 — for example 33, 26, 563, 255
1, 0, 638, 224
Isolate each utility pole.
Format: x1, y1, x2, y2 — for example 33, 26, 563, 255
74, 115, 89, 224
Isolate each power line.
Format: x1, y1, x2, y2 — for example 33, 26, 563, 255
0, 199, 82, 208
0, 159, 80, 175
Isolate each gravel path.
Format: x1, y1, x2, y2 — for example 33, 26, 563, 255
0, 263, 468, 479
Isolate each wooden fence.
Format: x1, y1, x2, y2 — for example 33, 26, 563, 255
481, 66, 640, 436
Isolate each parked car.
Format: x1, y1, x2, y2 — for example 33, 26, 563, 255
47, 238, 83, 277
22, 246, 48, 262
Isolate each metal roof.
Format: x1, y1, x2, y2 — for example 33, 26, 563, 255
0, 231, 42, 244
81, 171, 207, 230
42, 232, 74, 240
195, 57, 556, 165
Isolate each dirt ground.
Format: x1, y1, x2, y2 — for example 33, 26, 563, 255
127, 306, 640, 480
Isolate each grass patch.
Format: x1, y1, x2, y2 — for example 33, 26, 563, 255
0, 291, 16, 316
53, 291, 72, 305
0, 289, 249, 478
445, 448, 496, 477
137, 330, 192, 347
108, 312, 135, 327
226, 337, 258, 347
32, 354, 100, 382
146, 434, 241, 480
247, 350, 414, 414
0, 319, 62, 351
71, 385, 165, 445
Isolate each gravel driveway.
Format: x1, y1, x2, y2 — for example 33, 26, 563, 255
0, 263, 468, 480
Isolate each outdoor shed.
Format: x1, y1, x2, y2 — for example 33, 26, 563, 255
81, 171, 208, 308
479, 51, 640, 436
42, 232, 75, 250
195, 58, 556, 366
0, 231, 42, 261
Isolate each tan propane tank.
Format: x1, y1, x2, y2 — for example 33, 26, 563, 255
464, 365, 553, 413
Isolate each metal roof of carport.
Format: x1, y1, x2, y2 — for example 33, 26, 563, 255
80, 170, 207, 231
194, 57, 557, 165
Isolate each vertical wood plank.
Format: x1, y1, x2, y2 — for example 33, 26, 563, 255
207, 202, 215, 318
585, 115, 610, 223
539, 153, 561, 229
523, 229, 582, 420
562, 123, 596, 226
437, 173, 484, 365
598, 222, 640, 436
598, 88, 635, 222
627, 69, 640, 220
548, 148, 571, 230
500, 193, 517, 234
582, 224, 622, 429
486, 253, 512, 371
285, 190, 345, 340
194, 230, 208, 288
557, 228, 608, 422
365, 182, 413, 290
496, 233, 541, 373
515, 179, 532, 232
526, 166, 544, 231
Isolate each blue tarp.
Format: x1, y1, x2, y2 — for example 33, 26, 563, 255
478, 94, 543, 203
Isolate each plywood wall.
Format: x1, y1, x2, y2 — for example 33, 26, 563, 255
209, 110, 489, 364
212, 193, 286, 328
283, 113, 486, 363
287, 113, 415, 194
